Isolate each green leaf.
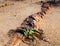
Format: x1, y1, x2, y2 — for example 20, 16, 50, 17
32, 30, 39, 33
24, 30, 29, 36
29, 30, 34, 34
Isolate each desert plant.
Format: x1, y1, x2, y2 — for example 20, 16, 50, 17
16, 28, 40, 42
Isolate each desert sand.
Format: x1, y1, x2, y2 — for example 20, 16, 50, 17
0, 0, 60, 46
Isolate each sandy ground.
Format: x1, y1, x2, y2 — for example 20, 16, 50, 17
0, 0, 60, 46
